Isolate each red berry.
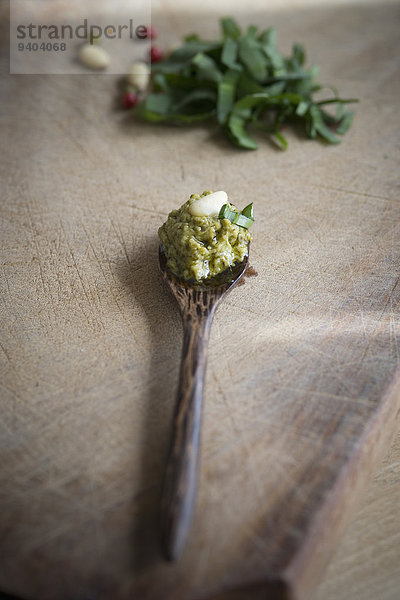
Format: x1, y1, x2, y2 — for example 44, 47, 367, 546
145, 25, 158, 39
122, 91, 138, 109
150, 45, 163, 63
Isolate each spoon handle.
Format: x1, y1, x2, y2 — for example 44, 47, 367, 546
160, 300, 215, 561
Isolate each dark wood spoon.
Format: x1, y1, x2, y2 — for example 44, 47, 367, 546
159, 246, 249, 561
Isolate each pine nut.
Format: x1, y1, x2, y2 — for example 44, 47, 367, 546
189, 191, 228, 217
126, 61, 151, 91
78, 44, 110, 70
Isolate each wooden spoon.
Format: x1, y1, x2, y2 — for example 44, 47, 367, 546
159, 246, 249, 561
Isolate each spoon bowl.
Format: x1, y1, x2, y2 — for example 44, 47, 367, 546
159, 246, 249, 561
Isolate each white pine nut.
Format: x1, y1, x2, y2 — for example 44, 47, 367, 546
78, 44, 110, 70
189, 191, 228, 217
126, 61, 151, 92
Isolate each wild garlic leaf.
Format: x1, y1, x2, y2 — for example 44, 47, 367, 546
134, 16, 358, 150
221, 37, 242, 71
296, 100, 309, 116
309, 105, 341, 143
217, 69, 241, 124
258, 27, 277, 46
239, 36, 268, 82
172, 88, 217, 112
161, 73, 214, 91
335, 110, 355, 135
145, 93, 172, 115
273, 130, 288, 150
169, 41, 222, 61
191, 52, 222, 83
227, 113, 258, 149
220, 17, 242, 40
237, 71, 265, 96
246, 25, 258, 39
288, 43, 306, 69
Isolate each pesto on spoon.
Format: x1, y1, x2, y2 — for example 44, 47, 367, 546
158, 190, 253, 281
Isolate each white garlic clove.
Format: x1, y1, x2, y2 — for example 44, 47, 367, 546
189, 191, 228, 217
78, 44, 110, 70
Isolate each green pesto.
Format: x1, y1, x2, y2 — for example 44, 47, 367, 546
158, 191, 252, 281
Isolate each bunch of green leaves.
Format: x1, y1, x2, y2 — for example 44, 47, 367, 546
135, 17, 358, 149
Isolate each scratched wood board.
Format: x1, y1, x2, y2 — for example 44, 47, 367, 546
1, 2, 400, 599
314, 428, 400, 600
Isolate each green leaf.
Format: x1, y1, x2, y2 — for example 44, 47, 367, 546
137, 106, 215, 124
171, 110, 216, 123
219, 204, 236, 220
241, 203, 254, 218
336, 110, 355, 135
227, 113, 258, 149
316, 97, 359, 106
137, 89, 216, 124
296, 100, 309, 116
237, 71, 265, 96
220, 17, 241, 40
217, 68, 240, 124
273, 130, 288, 150
261, 44, 286, 74
153, 73, 168, 92
232, 92, 270, 112
192, 52, 222, 83
161, 73, 214, 91
309, 105, 341, 143
184, 33, 200, 42
289, 43, 306, 69
317, 122, 341, 144
258, 27, 277, 47
221, 37, 242, 71
239, 36, 268, 82
172, 88, 217, 112
145, 93, 172, 115
233, 213, 254, 228
152, 60, 188, 74
233, 92, 303, 113
246, 25, 258, 39
169, 41, 221, 62
219, 203, 254, 228
265, 72, 310, 83
263, 81, 286, 96
305, 114, 317, 138
335, 103, 345, 121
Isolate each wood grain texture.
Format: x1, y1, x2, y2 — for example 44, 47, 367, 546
1, 1, 400, 600
314, 429, 400, 600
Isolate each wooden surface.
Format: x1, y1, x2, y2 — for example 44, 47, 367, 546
314, 428, 400, 600
1, 1, 400, 599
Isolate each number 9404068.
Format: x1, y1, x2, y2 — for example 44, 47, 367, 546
18, 42, 66, 51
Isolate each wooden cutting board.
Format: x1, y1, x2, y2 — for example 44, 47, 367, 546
1, 2, 399, 599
